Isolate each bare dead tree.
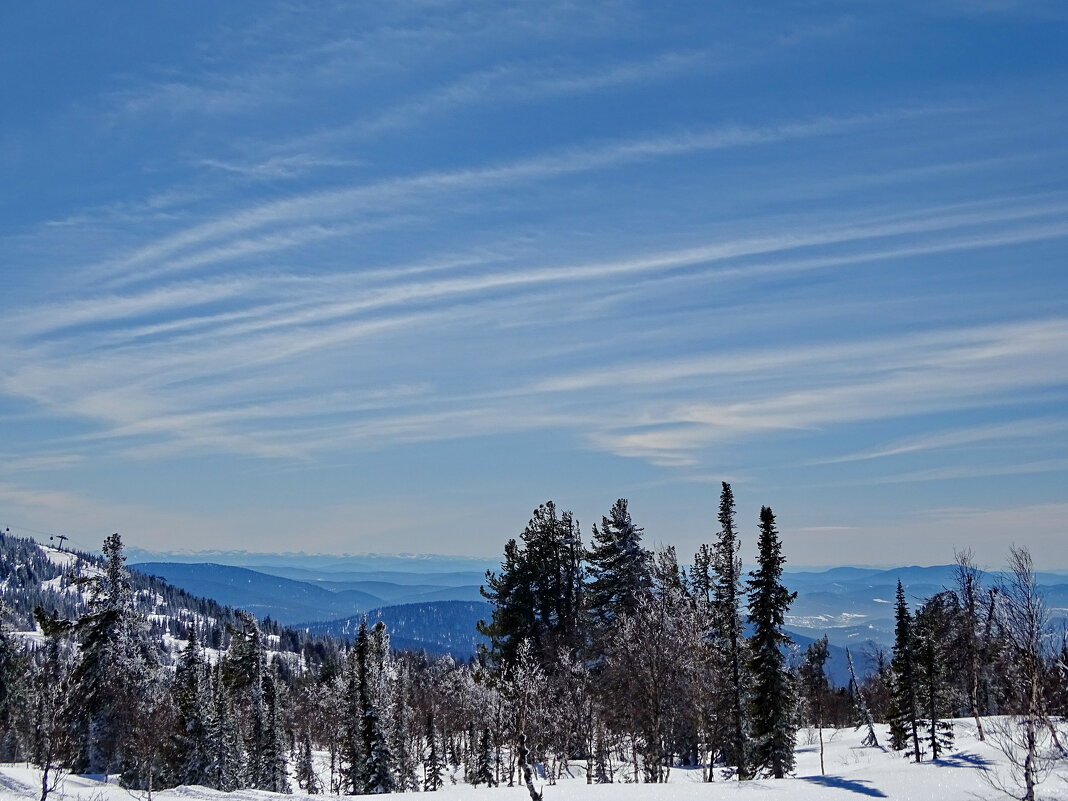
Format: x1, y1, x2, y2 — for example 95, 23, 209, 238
954, 548, 986, 741
845, 648, 879, 748
982, 546, 1066, 801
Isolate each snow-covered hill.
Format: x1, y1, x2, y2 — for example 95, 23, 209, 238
0, 530, 339, 671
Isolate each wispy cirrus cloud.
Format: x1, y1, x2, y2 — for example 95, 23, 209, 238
323, 49, 716, 140
813, 418, 1068, 464
84, 106, 957, 287
583, 318, 1068, 465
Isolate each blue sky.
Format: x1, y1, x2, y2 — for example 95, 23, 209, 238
1, 1, 1066, 567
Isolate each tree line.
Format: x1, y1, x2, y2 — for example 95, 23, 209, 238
0, 485, 1065, 799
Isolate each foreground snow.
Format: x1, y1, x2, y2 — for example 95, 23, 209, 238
1, 720, 1064, 801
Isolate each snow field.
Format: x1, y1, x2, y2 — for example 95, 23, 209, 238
2, 719, 1064, 801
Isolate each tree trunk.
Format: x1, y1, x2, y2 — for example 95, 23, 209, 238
517, 734, 542, 801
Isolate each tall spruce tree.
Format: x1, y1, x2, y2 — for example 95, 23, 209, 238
745, 505, 797, 779
710, 482, 749, 778
339, 637, 366, 795
586, 499, 652, 637
887, 581, 922, 762
358, 620, 394, 794
388, 657, 420, 792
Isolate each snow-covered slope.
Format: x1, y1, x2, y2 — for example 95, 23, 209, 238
0, 718, 1063, 800
0, 531, 339, 671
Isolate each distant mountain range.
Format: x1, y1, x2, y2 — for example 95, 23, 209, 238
126, 547, 497, 574
130, 555, 1068, 680
131, 561, 487, 625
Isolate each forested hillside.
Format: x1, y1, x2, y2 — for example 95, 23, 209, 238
306, 600, 492, 658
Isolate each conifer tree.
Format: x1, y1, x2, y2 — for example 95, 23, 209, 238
913, 594, 955, 760
586, 499, 652, 638
479, 501, 584, 671
207, 663, 244, 791
357, 620, 394, 794
470, 727, 495, 786
68, 533, 159, 775
296, 731, 320, 794
0, 602, 28, 761
423, 712, 445, 791
340, 637, 365, 794
260, 669, 290, 793
389, 658, 420, 792
745, 505, 797, 779
887, 581, 922, 762
952, 549, 988, 740
173, 628, 212, 785
710, 482, 748, 778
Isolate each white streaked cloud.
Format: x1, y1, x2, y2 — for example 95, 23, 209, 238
584, 318, 1068, 464
342, 50, 716, 140
84, 106, 955, 287
814, 418, 1068, 464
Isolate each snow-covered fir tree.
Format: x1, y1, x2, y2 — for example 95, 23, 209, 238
260, 668, 291, 793
479, 727, 497, 786
67, 533, 159, 776
388, 658, 421, 792
358, 621, 395, 794
173, 627, 212, 785
0, 602, 28, 761
207, 662, 245, 792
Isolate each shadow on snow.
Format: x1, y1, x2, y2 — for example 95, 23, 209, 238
933, 751, 992, 770
798, 775, 889, 797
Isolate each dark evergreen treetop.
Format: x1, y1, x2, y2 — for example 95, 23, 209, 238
712, 482, 744, 640
586, 498, 652, 629
478, 501, 584, 670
